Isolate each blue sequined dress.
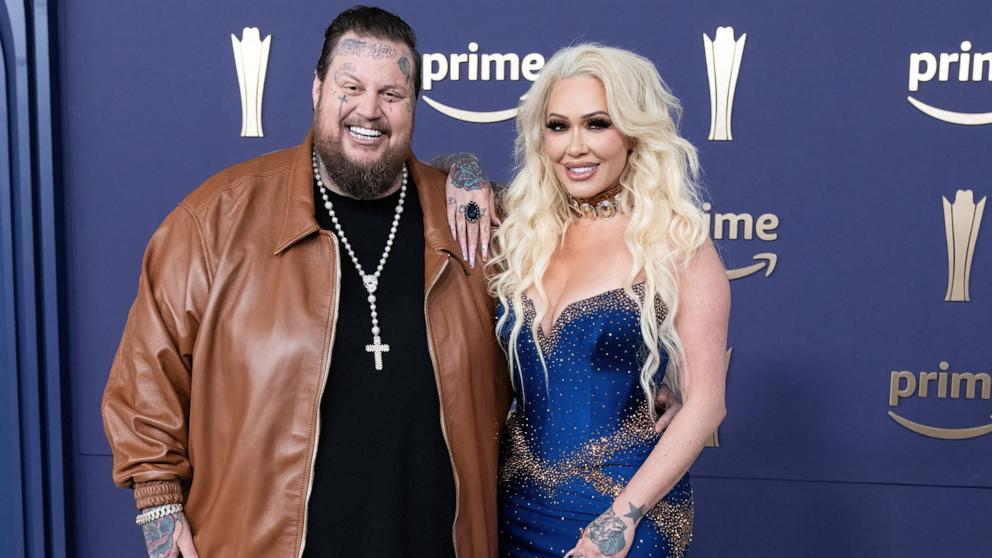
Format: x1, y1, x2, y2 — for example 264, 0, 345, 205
497, 284, 693, 558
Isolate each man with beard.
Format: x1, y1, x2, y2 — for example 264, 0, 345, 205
102, 6, 509, 557
103, 6, 681, 558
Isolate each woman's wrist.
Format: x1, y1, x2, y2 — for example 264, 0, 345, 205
611, 496, 647, 527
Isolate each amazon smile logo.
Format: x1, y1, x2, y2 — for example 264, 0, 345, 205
907, 40, 992, 125
889, 361, 992, 440
702, 202, 780, 281
420, 43, 545, 123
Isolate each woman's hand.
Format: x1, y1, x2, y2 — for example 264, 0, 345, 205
653, 384, 682, 433
141, 511, 199, 558
439, 154, 500, 269
565, 501, 645, 558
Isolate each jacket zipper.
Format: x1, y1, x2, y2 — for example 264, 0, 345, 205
423, 257, 461, 557
297, 233, 341, 558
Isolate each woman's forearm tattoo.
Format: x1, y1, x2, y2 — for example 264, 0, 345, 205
623, 501, 645, 522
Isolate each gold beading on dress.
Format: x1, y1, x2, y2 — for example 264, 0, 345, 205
500, 402, 693, 557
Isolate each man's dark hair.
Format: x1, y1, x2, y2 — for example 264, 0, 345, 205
316, 5, 421, 98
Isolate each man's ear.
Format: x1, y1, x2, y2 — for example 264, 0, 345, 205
312, 71, 322, 111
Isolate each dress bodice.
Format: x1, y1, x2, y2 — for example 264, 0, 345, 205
498, 283, 669, 459
496, 283, 694, 558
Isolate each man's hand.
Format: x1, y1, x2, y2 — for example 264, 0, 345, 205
653, 384, 681, 433
141, 511, 199, 558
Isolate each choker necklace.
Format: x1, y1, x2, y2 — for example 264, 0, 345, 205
568, 182, 625, 220
312, 148, 407, 371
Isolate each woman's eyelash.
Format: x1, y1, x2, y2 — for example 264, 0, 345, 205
545, 118, 612, 131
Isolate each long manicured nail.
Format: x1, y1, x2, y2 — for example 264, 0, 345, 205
470, 254, 476, 269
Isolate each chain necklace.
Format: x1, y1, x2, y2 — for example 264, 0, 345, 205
312, 149, 407, 371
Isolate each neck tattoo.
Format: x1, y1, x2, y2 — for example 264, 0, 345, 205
312, 148, 407, 371
568, 182, 626, 220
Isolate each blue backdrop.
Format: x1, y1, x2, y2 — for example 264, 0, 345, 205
49, 1, 991, 556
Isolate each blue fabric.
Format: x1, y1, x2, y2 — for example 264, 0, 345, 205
497, 285, 693, 557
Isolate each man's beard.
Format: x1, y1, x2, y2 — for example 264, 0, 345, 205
312, 106, 408, 200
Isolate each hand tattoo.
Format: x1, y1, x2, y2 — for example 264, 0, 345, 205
623, 501, 645, 522
586, 508, 627, 556
142, 514, 182, 558
447, 196, 457, 206
450, 156, 489, 191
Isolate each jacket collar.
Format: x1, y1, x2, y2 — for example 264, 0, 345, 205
273, 130, 321, 256
273, 130, 466, 274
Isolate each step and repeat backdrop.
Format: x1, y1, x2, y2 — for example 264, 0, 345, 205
59, 1, 990, 556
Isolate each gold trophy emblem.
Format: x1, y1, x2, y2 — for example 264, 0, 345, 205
704, 26, 747, 141
231, 27, 271, 138
943, 190, 985, 302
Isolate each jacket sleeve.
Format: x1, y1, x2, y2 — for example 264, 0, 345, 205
102, 203, 212, 509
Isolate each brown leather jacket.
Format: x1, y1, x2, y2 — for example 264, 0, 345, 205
102, 131, 511, 557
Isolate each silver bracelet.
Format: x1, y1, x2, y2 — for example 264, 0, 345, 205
135, 503, 183, 526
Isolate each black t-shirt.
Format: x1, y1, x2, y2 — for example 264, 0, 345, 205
303, 176, 456, 557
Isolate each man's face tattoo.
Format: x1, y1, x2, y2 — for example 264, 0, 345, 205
311, 33, 416, 199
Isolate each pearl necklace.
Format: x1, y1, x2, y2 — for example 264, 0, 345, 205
312, 149, 407, 371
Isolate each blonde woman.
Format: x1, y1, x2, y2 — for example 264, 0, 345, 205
465, 44, 730, 558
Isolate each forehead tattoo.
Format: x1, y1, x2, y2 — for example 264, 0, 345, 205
337, 38, 398, 59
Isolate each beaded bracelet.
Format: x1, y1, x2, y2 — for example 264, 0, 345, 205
135, 503, 183, 526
